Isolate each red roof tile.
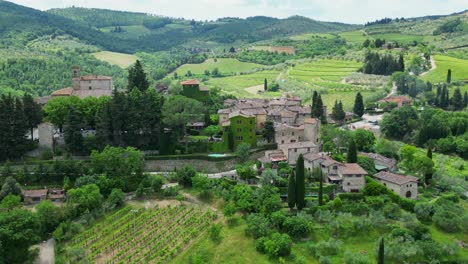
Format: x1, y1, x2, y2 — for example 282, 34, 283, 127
181, 79, 200, 85
374, 171, 418, 185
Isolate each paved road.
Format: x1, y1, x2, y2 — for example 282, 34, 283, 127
149, 169, 237, 179
346, 113, 383, 133
35, 239, 55, 264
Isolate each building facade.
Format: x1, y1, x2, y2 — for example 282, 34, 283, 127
181, 79, 209, 103
373, 171, 418, 199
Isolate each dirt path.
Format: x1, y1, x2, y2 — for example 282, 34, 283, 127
385, 82, 398, 98
35, 239, 55, 264
420, 56, 436, 76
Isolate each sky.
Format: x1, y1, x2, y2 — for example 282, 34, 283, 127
7, 0, 468, 24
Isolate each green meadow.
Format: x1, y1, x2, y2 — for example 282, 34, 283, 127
421, 55, 468, 83
92, 51, 138, 68
175, 58, 263, 76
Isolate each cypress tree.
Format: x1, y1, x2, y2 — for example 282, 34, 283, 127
295, 154, 305, 211
398, 54, 405, 71
464, 91, 468, 108
22, 94, 42, 141
451, 87, 463, 110
347, 139, 357, 163
353, 92, 364, 117
318, 169, 323, 206
446, 69, 451, 84
95, 101, 112, 150
313, 94, 324, 119
331, 100, 340, 121
440, 85, 448, 108
425, 81, 432, 92
311, 91, 318, 117
425, 147, 433, 185
378, 237, 384, 264
287, 170, 296, 210
128, 60, 149, 92
264, 78, 268, 91
64, 106, 84, 154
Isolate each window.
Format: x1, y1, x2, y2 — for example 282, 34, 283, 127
237, 120, 242, 124
281, 140, 284, 144
333, 166, 337, 170
237, 128, 242, 132
236, 136, 243, 141
290, 139, 296, 143
249, 129, 252, 132
383, 183, 386, 186
294, 148, 297, 152
89, 86, 92, 90
292, 132, 295, 136
250, 120, 253, 124
282, 132, 284, 136
347, 182, 351, 186
307, 148, 310, 151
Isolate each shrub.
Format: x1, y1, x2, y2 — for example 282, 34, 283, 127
255, 236, 268, 254
344, 250, 371, 264
41, 150, 54, 160
245, 214, 271, 239
383, 203, 401, 219
414, 202, 434, 223
209, 223, 223, 242
263, 233, 293, 257
309, 238, 343, 257
282, 214, 311, 239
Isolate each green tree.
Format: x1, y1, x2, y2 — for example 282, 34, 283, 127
425, 147, 433, 185
106, 188, 125, 209
318, 168, 324, 206
127, 60, 149, 92
312, 93, 324, 119
347, 139, 357, 163
380, 106, 418, 140
22, 94, 42, 141
264, 78, 268, 91
212, 67, 219, 77
398, 54, 405, 71
0, 194, 21, 211
0, 177, 21, 200
353, 92, 364, 117
176, 165, 197, 187
64, 106, 84, 153
36, 200, 62, 236
236, 143, 251, 164
353, 128, 375, 152
0, 209, 41, 263
295, 154, 305, 210
0, 95, 29, 161
43, 96, 80, 131
162, 95, 204, 138
66, 184, 103, 214
378, 237, 384, 264
446, 69, 451, 84
451, 87, 463, 110
287, 171, 296, 210
262, 120, 275, 143
464, 91, 468, 108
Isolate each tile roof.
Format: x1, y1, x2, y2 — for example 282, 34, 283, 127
304, 118, 318, 124
228, 110, 255, 119
379, 96, 412, 104
280, 141, 317, 149
180, 79, 200, 85
374, 171, 418, 185
78, 75, 112, 81
23, 189, 48, 197
340, 163, 368, 175
51, 87, 74, 96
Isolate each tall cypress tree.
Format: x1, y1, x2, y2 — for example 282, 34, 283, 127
318, 169, 323, 206
287, 170, 296, 210
347, 139, 357, 163
398, 54, 405, 71
64, 106, 84, 154
295, 154, 305, 210
451, 87, 463, 111
127, 60, 149, 92
440, 85, 448, 108
264, 78, 268, 91
353, 92, 364, 117
95, 101, 112, 150
464, 91, 468, 108
446, 69, 451, 84
378, 237, 385, 264
425, 147, 433, 185
22, 94, 42, 141
311, 91, 318, 117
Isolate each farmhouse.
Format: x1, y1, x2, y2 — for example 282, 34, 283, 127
341, 163, 368, 192
359, 152, 397, 172
373, 171, 418, 199
23, 189, 48, 204
378, 96, 412, 108
279, 141, 318, 165
221, 111, 257, 149
181, 79, 209, 103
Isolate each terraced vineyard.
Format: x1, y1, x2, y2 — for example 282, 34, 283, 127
69, 205, 216, 264
289, 59, 362, 82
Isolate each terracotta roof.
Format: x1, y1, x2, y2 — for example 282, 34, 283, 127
374, 171, 418, 185
280, 141, 317, 149
303, 153, 325, 162
379, 96, 412, 104
51, 87, 74, 96
23, 189, 48, 197
218, 108, 232, 114
359, 152, 396, 168
181, 79, 199, 85
78, 75, 112, 81
304, 118, 318, 124
275, 123, 304, 131
322, 159, 342, 167
340, 163, 368, 175
228, 110, 254, 119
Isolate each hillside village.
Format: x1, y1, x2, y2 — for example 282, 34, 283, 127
0, 1, 467, 264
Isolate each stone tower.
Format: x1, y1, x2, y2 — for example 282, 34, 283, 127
304, 118, 320, 143
72, 66, 81, 90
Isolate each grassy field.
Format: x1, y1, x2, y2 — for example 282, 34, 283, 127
289, 59, 362, 82
368, 33, 425, 44
92, 51, 138, 68
289, 33, 335, 41
99, 25, 152, 39
175, 58, 263, 76
207, 70, 281, 98
339, 30, 370, 44
421, 55, 468, 83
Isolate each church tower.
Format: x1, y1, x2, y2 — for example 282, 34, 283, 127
72, 66, 81, 90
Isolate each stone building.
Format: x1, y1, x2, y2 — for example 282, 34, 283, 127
279, 141, 318, 165
341, 163, 368, 192
180, 79, 209, 103
373, 171, 418, 199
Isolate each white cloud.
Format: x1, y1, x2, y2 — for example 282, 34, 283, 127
7, 0, 468, 23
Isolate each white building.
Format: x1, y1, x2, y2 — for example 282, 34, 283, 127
373, 171, 418, 199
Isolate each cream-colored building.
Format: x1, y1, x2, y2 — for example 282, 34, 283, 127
341, 163, 367, 192
279, 141, 318, 165
373, 171, 418, 199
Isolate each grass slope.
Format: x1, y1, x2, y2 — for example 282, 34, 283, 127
92, 51, 138, 68
175, 58, 263, 76
421, 55, 468, 83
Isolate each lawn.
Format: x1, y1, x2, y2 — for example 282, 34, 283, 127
92, 51, 138, 68
174, 58, 263, 76
421, 55, 468, 83
207, 70, 281, 98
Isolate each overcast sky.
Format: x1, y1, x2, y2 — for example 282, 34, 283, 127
7, 0, 468, 24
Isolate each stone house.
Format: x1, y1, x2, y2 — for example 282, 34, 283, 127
373, 171, 418, 199
23, 189, 48, 204
279, 141, 318, 165
340, 163, 368, 193
303, 153, 343, 181
275, 123, 305, 145
359, 152, 397, 172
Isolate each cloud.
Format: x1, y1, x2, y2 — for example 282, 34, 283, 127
7, 0, 468, 24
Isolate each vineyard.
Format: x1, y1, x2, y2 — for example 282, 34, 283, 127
69, 205, 216, 264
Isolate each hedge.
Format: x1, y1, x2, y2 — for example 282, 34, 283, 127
337, 193, 365, 200
144, 154, 236, 162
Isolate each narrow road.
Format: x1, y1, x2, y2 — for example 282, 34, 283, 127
35, 239, 55, 264
420, 56, 436, 76
148, 169, 237, 179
